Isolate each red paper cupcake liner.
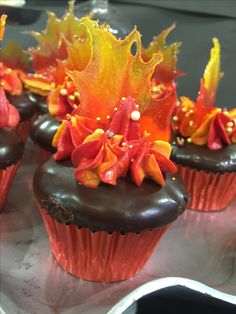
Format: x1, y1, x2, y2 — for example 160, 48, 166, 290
178, 165, 236, 212
39, 148, 52, 163
16, 120, 32, 141
0, 162, 21, 211
17, 114, 38, 141
39, 205, 169, 282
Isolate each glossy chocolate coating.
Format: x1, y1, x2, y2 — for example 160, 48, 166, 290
30, 114, 60, 153
171, 136, 236, 173
34, 157, 188, 233
28, 94, 48, 114
0, 128, 24, 169
7, 91, 37, 121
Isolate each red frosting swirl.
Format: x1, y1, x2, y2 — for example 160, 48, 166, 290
0, 87, 20, 128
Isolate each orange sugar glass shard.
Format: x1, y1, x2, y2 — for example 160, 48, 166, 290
142, 24, 182, 83
28, 0, 84, 71
140, 85, 177, 142
0, 42, 31, 73
0, 15, 6, 41
202, 38, 223, 107
68, 18, 162, 121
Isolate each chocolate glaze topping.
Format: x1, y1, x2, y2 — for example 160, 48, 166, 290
34, 157, 188, 233
28, 94, 48, 114
7, 91, 37, 121
171, 136, 236, 173
30, 114, 60, 153
0, 128, 24, 169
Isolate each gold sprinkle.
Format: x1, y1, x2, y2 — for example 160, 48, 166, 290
172, 141, 176, 145
173, 116, 178, 122
0, 82, 5, 86
106, 115, 111, 119
189, 120, 194, 126
182, 107, 187, 112
121, 97, 126, 101
227, 121, 234, 127
74, 91, 80, 98
69, 95, 75, 101
95, 128, 104, 134
189, 109, 194, 114
121, 142, 127, 147
152, 86, 161, 93
136, 104, 139, 108
226, 127, 233, 133
187, 138, 192, 143
73, 105, 78, 109
128, 145, 133, 148
114, 107, 118, 111
60, 88, 67, 96
172, 177, 176, 181
131, 158, 134, 162
176, 137, 185, 146
96, 117, 101, 121
66, 114, 71, 119
176, 101, 180, 106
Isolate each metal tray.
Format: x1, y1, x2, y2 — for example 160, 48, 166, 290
0, 140, 236, 313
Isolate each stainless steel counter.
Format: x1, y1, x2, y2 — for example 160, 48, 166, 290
0, 140, 236, 313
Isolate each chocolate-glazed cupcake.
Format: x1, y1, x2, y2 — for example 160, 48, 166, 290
28, 93, 48, 115
171, 38, 236, 211
34, 157, 187, 282
0, 88, 24, 210
30, 113, 60, 162
7, 91, 38, 141
34, 95, 188, 282
33, 17, 187, 282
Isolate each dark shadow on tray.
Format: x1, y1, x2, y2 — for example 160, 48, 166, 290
123, 286, 236, 314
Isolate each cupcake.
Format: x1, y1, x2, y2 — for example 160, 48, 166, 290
0, 87, 24, 210
0, 16, 24, 210
30, 113, 60, 162
6, 91, 38, 141
33, 18, 187, 282
0, 26, 38, 140
171, 38, 236, 212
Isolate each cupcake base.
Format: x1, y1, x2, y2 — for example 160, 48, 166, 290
17, 120, 32, 141
0, 162, 20, 211
39, 205, 169, 282
17, 114, 37, 141
39, 148, 52, 163
178, 165, 236, 212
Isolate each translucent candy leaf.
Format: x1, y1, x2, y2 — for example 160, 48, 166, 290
69, 18, 162, 121
0, 41, 31, 72
28, 0, 82, 71
142, 24, 182, 83
202, 38, 223, 107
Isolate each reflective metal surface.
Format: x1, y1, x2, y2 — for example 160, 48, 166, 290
1, 140, 236, 313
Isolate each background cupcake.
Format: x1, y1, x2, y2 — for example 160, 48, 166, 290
0, 87, 24, 210
0, 35, 38, 141
0, 16, 24, 210
171, 38, 236, 212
